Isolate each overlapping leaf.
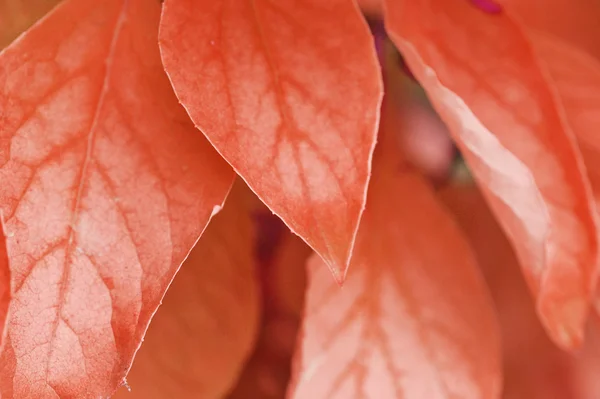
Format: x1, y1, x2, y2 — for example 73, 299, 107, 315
498, 0, 600, 60
440, 185, 578, 399
113, 182, 260, 399
287, 107, 501, 399
0, 0, 233, 396
159, 0, 383, 280
384, 0, 600, 349
525, 32, 600, 202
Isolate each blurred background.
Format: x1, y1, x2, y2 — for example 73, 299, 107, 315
2, 1, 600, 398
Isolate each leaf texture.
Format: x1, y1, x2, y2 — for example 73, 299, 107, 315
159, 0, 383, 280
287, 109, 501, 399
525, 32, 600, 205
0, 218, 9, 352
384, 0, 600, 349
440, 184, 578, 399
113, 182, 260, 399
498, 0, 600, 60
0, 0, 233, 397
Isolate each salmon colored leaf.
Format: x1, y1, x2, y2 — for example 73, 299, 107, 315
158, 0, 383, 280
384, 0, 600, 349
0, 218, 9, 352
497, 0, 600, 60
524, 32, 600, 205
287, 110, 501, 399
113, 182, 260, 399
0, 0, 61, 48
0, 0, 234, 397
440, 184, 578, 399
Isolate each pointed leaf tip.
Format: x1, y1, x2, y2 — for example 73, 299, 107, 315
113, 183, 260, 399
0, 0, 233, 396
288, 103, 501, 399
159, 0, 383, 279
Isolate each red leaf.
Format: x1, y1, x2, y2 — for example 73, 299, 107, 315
0, 0, 60, 48
158, 0, 383, 280
0, 0, 233, 397
384, 0, 600, 349
113, 182, 260, 399
287, 108, 501, 399
524, 32, 600, 204
0, 218, 10, 352
440, 185, 577, 399
498, 0, 600, 60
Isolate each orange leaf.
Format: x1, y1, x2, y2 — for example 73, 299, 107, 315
572, 317, 600, 399
113, 182, 260, 399
524, 32, 600, 205
440, 184, 577, 399
498, 0, 600, 60
159, 0, 383, 280
287, 110, 501, 399
0, 218, 9, 352
0, 0, 233, 397
0, 0, 61, 48
384, 0, 600, 349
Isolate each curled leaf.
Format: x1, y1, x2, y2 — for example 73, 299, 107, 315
113, 182, 260, 399
287, 108, 501, 399
159, 0, 383, 280
0, 0, 233, 396
384, 0, 600, 349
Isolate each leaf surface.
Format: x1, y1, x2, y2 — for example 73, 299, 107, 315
159, 0, 383, 280
0, 0, 233, 397
287, 108, 501, 399
525, 32, 600, 203
440, 184, 578, 399
498, 0, 600, 60
0, 218, 9, 351
113, 182, 260, 399
384, 0, 600, 349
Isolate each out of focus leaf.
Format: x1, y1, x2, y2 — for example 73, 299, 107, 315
114, 182, 260, 399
